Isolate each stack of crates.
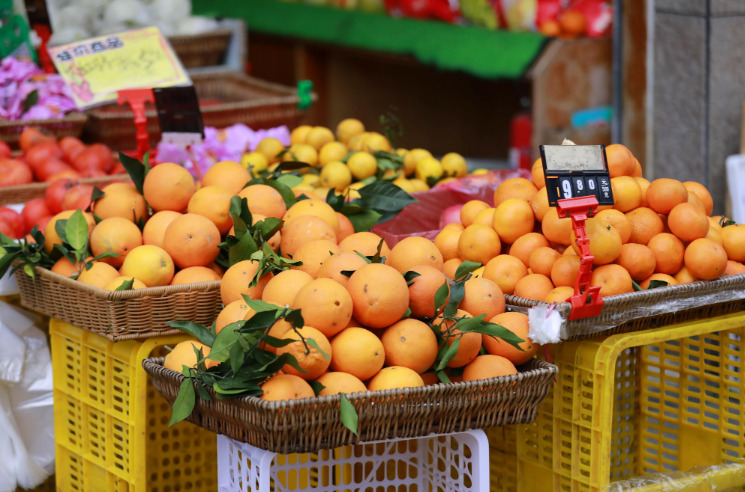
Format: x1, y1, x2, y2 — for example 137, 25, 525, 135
50, 319, 218, 491
488, 311, 745, 491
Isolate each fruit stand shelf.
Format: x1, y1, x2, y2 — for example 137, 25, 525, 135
190, 0, 549, 80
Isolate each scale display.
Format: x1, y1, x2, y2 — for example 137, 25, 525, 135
540, 144, 614, 206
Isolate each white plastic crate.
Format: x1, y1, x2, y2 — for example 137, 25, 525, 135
217, 430, 489, 492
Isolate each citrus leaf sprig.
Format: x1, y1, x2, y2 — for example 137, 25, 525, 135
326, 179, 417, 233
217, 196, 286, 268
0, 227, 52, 279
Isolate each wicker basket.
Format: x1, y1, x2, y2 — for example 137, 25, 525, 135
14, 266, 222, 341
507, 273, 745, 342
83, 72, 314, 151
168, 28, 233, 68
0, 173, 128, 207
142, 357, 557, 454
0, 112, 87, 150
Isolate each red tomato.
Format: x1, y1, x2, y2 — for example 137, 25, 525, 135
35, 215, 53, 234
25, 141, 63, 171
35, 158, 74, 182
60, 183, 94, 211
45, 178, 78, 214
21, 198, 51, 234
59, 136, 85, 161
0, 207, 24, 238
46, 169, 81, 182
88, 143, 114, 172
0, 159, 33, 186
110, 162, 126, 175
72, 147, 106, 173
19, 127, 55, 153
0, 217, 17, 239
0, 141, 11, 159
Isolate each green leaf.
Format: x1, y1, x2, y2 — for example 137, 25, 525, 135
245, 178, 297, 209
453, 314, 487, 333
228, 230, 259, 265
404, 307, 412, 318
276, 161, 312, 172
339, 394, 359, 436
632, 280, 643, 292
436, 370, 451, 384
229, 344, 244, 373
209, 323, 245, 363
276, 174, 303, 189
444, 280, 466, 317
474, 322, 525, 351
244, 297, 283, 313
169, 378, 196, 426
433, 282, 450, 314
454, 261, 482, 281
64, 210, 89, 252
284, 309, 305, 329
339, 269, 356, 278
647, 280, 669, 290
436, 337, 461, 371
55, 219, 68, 245
347, 209, 382, 233
23, 263, 34, 278
255, 217, 283, 241
721, 218, 737, 227
356, 180, 416, 213
306, 337, 330, 360
310, 380, 326, 396
340, 150, 357, 163
113, 278, 135, 291
403, 270, 421, 286
326, 188, 345, 212
118, 152, 148, 196
168, 321, 216, 346
21, 89, 39, 114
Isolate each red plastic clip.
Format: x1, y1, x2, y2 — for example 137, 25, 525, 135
117, 88, 154, 161
556, 196, 604, 320
33, 25, 54, 74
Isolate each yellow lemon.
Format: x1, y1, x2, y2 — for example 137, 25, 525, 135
361, 132, 392, 153
415, 156, 443, 182
241, 152, 268, 176
319, 141, 349, 166
290, 125, 312, 145
305, 126, 335, 150
254, 137, 285, 164
441, 152, 468, 178
283, 144, 318, 167
335, 118, 365, 145
393, 179, 416, 194
403, 148, 432, 176
320, 161, 353, 191
409, 179, 430, 192
347, 151, 377, 180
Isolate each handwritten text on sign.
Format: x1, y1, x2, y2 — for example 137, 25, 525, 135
48, 26, 191, 109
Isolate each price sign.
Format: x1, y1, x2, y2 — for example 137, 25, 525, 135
48, 26, 191, 109
153, 85, 204, 147
23, 0, 50, 28
541, 144, 614, 206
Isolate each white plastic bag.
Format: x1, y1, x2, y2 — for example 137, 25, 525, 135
0, 301, 54, 492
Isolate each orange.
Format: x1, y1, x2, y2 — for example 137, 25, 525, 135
434, 309, 481, 368
604, 144, 636, 178
667, 202, 709, 244
276, 326, 332, 380
215, 300, 255, 334
259, 374, 315, 401
254, 137, 285, 164
262, 269, 313, 307
472, 207, 497, 227
483, 255, 528, 295
508, 232, 550, 267
89, 217, 143, 268
143, 162, 195, 212
457, 224, 501, 264
336, 213, 355, 242
330, 327, 385, 380
646, 178, 688, 214
92, 182, 148, 224
420, 371, 440, 386
513, 273, 554, 301
444, 222, 465, 232
686, 191, 706, 212
683, 181, 714, 216
443, 258, 463, 279
338, 232, 391, 258
119, 244, 175, 287
460, 277, 505, 320
291, 278, 353, 337
388, 236, 443, 273
283, 199, 340, 235
590, 264, 633, 297
615, 243, 656, 281
531, 158, 546, 189
684, 238, 728, 280
571, 217, 622, 265
462, 355, 517, 381
528, 246, 561, 277
51, 256, 84, 277
647, 233, 685, 275
483, 312, 536, 365
632, 158, 643, 177
725, 260, 745, 276
721, 224, 745, 261
434, 228, 462, 261
493, 198, 535, 245
280, 215, 337, 258
347, 263, 409, 328
381, 319, 439, 373
220, 259, 272, 305
316, 372, 367, 396
544, 286, 574, 303
610, 176, 642, 212
674, 266, 696, 284
201, 160, 251, 195
142, 210, 181, 249
407, 265, 449, 318
317, 251, 369, 288
103, 275, 147, 291
625, 207, 664, 245
171, 266, 221, 285
460, 200, 490, 227
335, 118, 365, 145
44, 210, 95, 255
368, 366, 424, 391
77, 262, 120, 289
162, 213, 221, 269
531, 187, 550, 221
550, 254, 581, 287
187, 185, 233, 235
493, 177, 538, 206
541, 208, 572, 246
237, 184, 287, 219
291, 239, 340, 278
635, 177, 651, 206
595, 209, 632, 244
640, 273, 678, 289
164, 341, 218, 372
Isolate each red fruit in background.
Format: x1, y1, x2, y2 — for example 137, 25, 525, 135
0, 207, 24, 238
35, 158, 74, 182
110, 162, 126, 175
45, 178, 78, 213
0, 217, 17, 238
19, 127, 55, 152
35, 215, 53, 235
0, 141, 11, 159
59, 136, 85, 162
60, 183, 94, 211
80, 168, 107, 178
25, 141, 63, 171
88, 143, 114, 172
72, 147, 107, 173
0, 159, 33, 186
47, 169, 81, 182
21, 198, 52, 234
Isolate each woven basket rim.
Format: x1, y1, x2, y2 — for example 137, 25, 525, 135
0, 112, 87, 127
167, 27, 234, 42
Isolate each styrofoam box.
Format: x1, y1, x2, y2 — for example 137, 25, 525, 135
217, 430, 489, 492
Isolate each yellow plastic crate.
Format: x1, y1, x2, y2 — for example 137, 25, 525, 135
486, 425, 518, 492
487, 311, 745, 492
50, 319, 218, 491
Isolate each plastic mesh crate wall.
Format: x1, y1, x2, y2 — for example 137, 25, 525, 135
50, 319, 218, 491
217, 430, 489, 491
507, 312, 745, 492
